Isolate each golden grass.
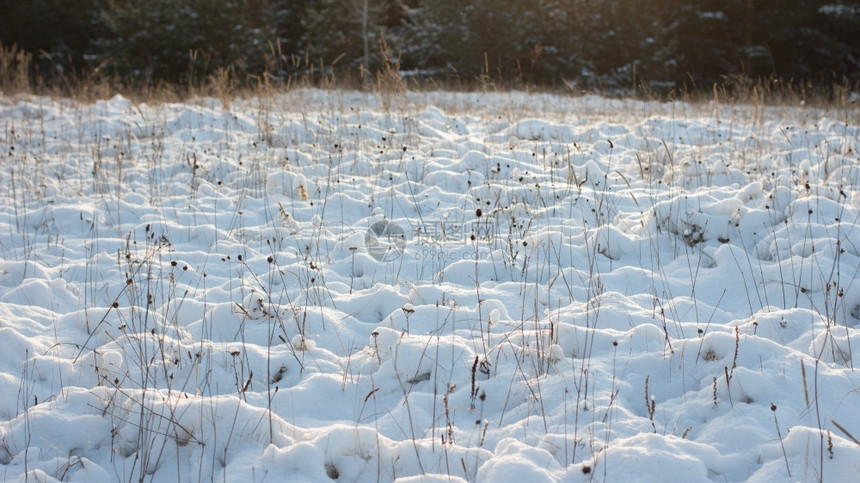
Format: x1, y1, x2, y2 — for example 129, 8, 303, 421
1, 41, 857, 110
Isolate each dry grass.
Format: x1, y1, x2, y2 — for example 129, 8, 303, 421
0, 44, 32, 95
3, 41, 857, 109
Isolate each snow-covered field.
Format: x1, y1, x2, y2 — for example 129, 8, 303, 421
1, 89, 859, 482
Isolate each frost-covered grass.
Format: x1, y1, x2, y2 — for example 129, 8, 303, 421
1, 89, 859, 482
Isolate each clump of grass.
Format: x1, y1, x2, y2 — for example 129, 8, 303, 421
645, 375, 656, 433
712, 376, 718, 407
0, 44, 31, 94
469, 355, 479, 409
443, 384, 456, 446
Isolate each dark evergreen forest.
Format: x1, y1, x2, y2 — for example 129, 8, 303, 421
2, 1, 858, 94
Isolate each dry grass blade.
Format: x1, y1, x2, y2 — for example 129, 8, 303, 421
831, 420, 860, 446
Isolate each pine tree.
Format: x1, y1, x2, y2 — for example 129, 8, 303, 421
302, 0, 408, 74
0, 0, 109, 81
98, 0, 274, 83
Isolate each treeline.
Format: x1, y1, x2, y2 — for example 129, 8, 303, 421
2, 0, 858, 94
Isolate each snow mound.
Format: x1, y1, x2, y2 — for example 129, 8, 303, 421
1, 90, 858, 482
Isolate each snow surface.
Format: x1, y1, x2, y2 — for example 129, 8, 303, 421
1, 89, 859, 482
